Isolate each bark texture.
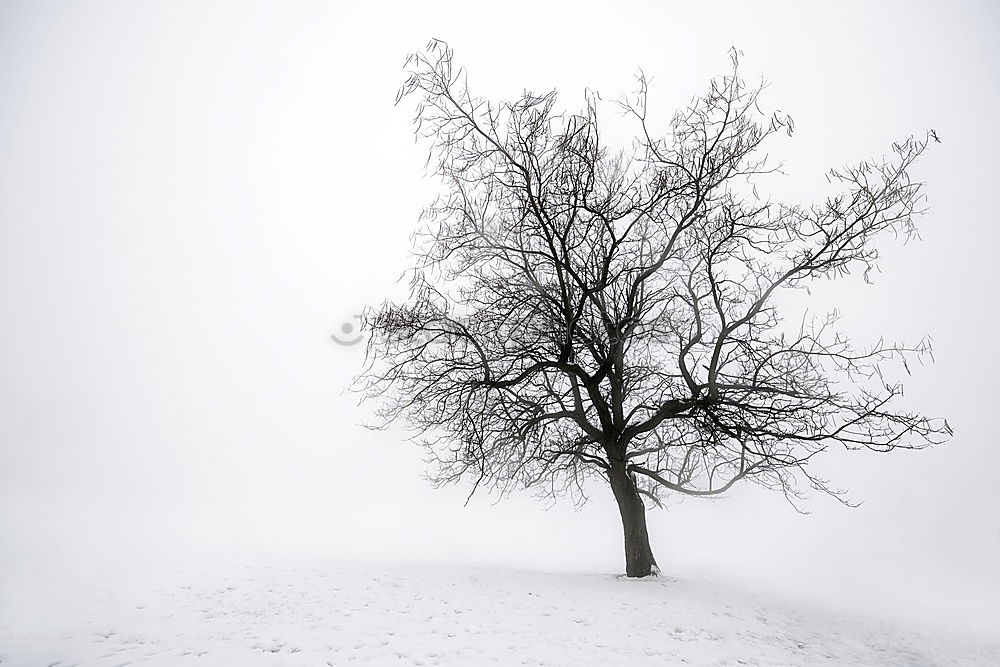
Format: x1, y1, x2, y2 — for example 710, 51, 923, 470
610, 463, 658, 577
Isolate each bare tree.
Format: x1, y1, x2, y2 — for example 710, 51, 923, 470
354, 40, 951, 577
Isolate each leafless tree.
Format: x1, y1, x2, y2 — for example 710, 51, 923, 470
354, 40, 951, 577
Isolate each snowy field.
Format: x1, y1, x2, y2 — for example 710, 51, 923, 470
2, 554, 997, 666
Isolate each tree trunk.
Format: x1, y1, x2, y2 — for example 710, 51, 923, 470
609, 462, 659, 577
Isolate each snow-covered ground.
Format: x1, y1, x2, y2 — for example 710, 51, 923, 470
2, 553, 997, 666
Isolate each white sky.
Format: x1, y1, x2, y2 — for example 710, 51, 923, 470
2, 0, 998, 634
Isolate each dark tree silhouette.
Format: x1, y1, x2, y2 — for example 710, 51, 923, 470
355, 40, 951, 577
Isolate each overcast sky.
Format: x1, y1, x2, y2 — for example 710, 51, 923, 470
2, 0, 998, 634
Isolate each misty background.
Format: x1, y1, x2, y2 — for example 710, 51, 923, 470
2, 0, 998, 637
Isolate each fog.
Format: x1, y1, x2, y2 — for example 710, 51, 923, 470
2, 0, 998, 638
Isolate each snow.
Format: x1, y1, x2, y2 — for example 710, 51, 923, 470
2, 554, 997, 666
